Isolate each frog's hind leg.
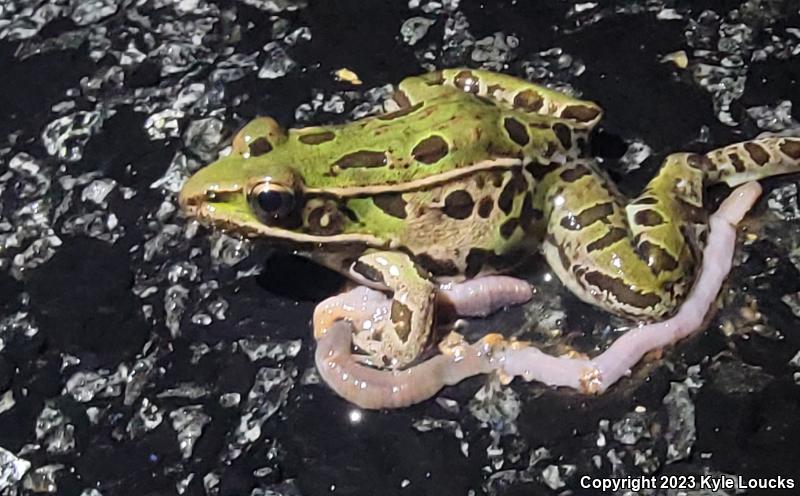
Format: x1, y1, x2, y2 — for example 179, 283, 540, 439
396, 69, 603, 129
705, 136, 800, 186
543, 136, 800, 321
542, 157, 703, 320
504, 182, 763, 392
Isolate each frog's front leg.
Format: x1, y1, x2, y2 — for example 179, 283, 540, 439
312, 277, 525, 410
314, 251, 436, 369
313, 251, 497, 410
312, 253, 532, 409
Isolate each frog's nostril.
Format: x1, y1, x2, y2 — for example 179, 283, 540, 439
178, 184, 200, 212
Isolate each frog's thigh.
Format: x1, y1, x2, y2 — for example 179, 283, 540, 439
438, 276, 533, 317
399, 69, 603, 128
543, 158, 706, 320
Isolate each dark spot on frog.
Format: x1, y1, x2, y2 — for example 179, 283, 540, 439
584, 270, 662, 309
559, 164, 590, 183
542, 141, 559, 158
491, 171, 504, 187
503, 117, 529, 147
500, 218, 519, 239
518, 193, 542, 231
477, 197, 494, 218
497, 171, 528, 215
249, 137, 272, 156
465, 248, 518, 278
561, 202, 614, 230
336, 150, 387, 169
454, 70, 479, 93
586, 227, 627, 251
687, 153, 711, 171
513, 90, 543, 112
744, 142, 770, 166
412, 135, 449, 164
390, 301, 413, 341
443, 190, 474, 219
526, 160, 561, 180
728, 153, 746, 172
392, 89, 412, 108
341, 206, 360, 223
352, 260, 386, 285
637, 240, 678, 273
552, 123, 572, 150
780, 139, 800, 159
307, 206, 344, 235
465, 249, 488, 278
373, 193, 408, 219
299, 131, 336, 145
634, 209, 665, 227
415, 253, 459, 277
561, 105, 600, 123
632, 196, 658, 205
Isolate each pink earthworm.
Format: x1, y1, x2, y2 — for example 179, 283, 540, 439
315, 319, 499, 409
438, 276, 533, 317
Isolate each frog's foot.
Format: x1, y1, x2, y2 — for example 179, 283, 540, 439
315, 318, 499, 409
313, 285, 399, 366
500, 182, 762, 392
437, 276, 533, 317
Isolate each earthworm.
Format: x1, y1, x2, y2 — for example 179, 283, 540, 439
315, 319, 499, 409
438, 276, 533, 317
314, 182, 761, 407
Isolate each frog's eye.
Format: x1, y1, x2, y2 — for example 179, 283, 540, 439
248, 182, 297, 225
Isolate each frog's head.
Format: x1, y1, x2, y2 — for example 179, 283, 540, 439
179, 117, 385, 250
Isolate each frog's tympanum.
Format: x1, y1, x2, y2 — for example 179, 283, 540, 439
180, 69, 800, 409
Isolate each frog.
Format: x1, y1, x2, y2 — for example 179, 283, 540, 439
179, 68, 800, 404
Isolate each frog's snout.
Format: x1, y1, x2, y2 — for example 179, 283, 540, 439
178, 172, 204, 214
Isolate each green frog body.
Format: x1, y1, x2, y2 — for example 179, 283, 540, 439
180, 68, 800, 371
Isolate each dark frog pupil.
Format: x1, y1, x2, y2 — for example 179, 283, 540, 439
249, 184, 298, 227
258, 189, 289, 214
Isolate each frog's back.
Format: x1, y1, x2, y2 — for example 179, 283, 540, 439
265, 92, 580, 191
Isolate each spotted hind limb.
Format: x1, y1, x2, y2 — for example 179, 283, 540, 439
704, 136, 800, 186
393, 68, 602, 128
499, 181, 762, 393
